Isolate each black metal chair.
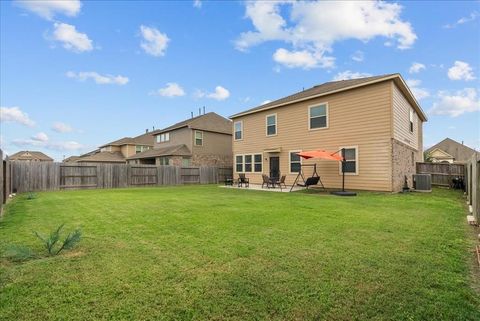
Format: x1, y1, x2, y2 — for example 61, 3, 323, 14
238, 173, 249, 187
262, 174, 272, 188
275, 175, 287, 189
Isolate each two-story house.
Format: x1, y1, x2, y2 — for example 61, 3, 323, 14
230, 74, 427, 192
127, 112, 232, 166
68, 131, 154, 163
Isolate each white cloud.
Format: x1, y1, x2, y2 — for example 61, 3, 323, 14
351, 50, 364, 62
332, 71, 372, 81
15, 0, 81, 20
47, 141, 84, 151
273, 48, 334, 69
12, 138, 84, 151
52, 22, 93, 53
140, 25, 169, 57
31, 132, 49, 142
261, 100, 272, 105
430, 88, 480, 117
406, 79, 430, 100
444, 11, 479, 28
150, 83, 185, 97
66, 71, 129, 85
236, 1, 416, 68
196, 86, 230, 101
52, 122, 73, 133
408, 62, 425, 74
0, 106, 35, 127
447, 61, 476, 81
193, 0, 201, 8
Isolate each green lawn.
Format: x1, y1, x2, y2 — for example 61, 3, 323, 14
0, 186, 479, 321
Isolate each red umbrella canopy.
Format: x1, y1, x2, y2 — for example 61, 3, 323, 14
297, 150, 343, 161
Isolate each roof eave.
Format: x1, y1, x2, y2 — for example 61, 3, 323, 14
229, 74, 428, 122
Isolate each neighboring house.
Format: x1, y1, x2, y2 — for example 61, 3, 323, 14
8, 151, 53, 162
66, 131, 155, 164
127, 112, 232, 166
230, 74, 427, 192
425, 138, 479, 163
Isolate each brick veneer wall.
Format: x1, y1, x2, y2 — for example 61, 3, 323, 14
392, 139, 417, 192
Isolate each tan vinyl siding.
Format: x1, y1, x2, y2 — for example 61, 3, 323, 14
191, 131, 232, 156
233, 81, 393, 191
393, 83, 419, 150
154, 127, 192, 151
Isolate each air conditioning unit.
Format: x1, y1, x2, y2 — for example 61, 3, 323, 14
413, 174, 431, 192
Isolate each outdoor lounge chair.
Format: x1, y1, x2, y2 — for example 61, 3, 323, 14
238, 173, 249, 187
297, 176, 320, 189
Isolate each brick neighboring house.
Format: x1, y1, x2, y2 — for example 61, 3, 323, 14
127, 112, 232, 166
8, 150, 53, 162
66, 131, 155, 164
425, 138, 479, 163
230, 74, 427, 192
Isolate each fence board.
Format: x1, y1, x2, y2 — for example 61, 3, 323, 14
416, 162, 465, 186
9, 162, 232, 193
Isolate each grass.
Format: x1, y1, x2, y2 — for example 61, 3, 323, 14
0, 186, 479, 321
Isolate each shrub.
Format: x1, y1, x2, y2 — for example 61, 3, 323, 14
3, 244, 36, 262
26, 192, 37, 200
34, 224, 82, 256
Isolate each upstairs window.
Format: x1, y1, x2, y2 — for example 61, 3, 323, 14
266, 114, 277, 136
309, 104, 328, 129
340, 147, 358, 174
156, 132, 170, 143
234, 121, 243, 140
135, 145, 150, 153
409, 109, 414, 133
195, 130, 203, 146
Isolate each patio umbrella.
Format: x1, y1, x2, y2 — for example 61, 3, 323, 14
296, 149, 356, 196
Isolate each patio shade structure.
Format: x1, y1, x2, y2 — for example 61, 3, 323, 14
296, 149, 357, 196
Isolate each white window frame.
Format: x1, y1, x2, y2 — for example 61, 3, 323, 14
289, 150, 302, 174
338, 146, 359, 176
253, 153, 263, 173
244, 154, 253, 172
235, 154, 244, 173
156, 132, 170, 143
234, 121, 243, 141
194, 130, 203, 146
308, 103, 329, 131
265, 113, 277, 137
409, 109, 414, 133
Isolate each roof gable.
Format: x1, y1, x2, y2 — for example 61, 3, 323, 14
428, 148, 454, 159
425, 138, 478, 162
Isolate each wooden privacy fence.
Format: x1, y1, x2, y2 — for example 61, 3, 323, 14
9, 162, 232, 193
465, 153, 480, 222
416, 162, 465, 187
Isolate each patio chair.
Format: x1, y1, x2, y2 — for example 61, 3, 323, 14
275, 175, 287, 189
262, 174, 272, 188
238, 173, 249, 188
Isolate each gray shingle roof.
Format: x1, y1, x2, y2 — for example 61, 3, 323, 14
9, 151, 53, 161
76, 151, 126, 163
230, 74, 415, 118
151, 112, 232, 135
127, 144, 191, 160
99, 131, 155, 148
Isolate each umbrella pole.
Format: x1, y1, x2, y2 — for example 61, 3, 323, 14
330, 148, 356, 196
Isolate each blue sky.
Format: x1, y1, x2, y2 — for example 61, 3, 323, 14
1, 0, 479, 161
